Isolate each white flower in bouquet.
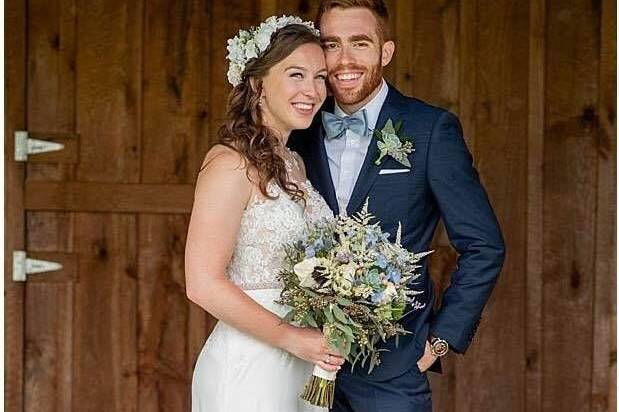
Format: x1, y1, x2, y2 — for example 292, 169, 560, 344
293, 257, 321, 288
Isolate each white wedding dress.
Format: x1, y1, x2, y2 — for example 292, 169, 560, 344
191, 157, 333, 411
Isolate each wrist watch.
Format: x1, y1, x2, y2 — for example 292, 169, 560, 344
428, 335, 449, 357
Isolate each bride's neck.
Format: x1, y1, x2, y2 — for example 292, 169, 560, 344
262, 118, 290, 146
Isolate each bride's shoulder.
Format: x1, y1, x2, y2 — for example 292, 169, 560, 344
201, 144, 246, 170
196, 144, 253, 194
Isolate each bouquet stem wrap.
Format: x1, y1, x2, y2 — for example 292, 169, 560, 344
300, 365, 337, 408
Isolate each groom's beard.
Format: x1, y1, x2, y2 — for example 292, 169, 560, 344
329, 58, 383, 107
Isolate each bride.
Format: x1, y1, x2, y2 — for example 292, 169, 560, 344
185, 16, 345, 411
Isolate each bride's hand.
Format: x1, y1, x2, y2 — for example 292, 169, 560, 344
283, 326, 345, 372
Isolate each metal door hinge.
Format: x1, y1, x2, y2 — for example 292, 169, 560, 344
12, 251, 63, 282
14, 131, 65, 161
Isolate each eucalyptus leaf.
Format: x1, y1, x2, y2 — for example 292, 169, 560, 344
323, 307, 334, 323
336, 296, 353, 306
334, 322, 354, 339
332, 305, 350, 324
282, 311, 296, 323
304, 312, 318, 328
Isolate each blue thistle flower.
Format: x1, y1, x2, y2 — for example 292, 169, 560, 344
376, 255, 388, 269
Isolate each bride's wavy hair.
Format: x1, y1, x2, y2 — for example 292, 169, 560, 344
203, 24, 321, 202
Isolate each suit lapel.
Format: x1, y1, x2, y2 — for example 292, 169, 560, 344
311, 125, 339, 214
346, 85, 406, 215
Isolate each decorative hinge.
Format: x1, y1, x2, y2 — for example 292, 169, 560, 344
14, 131, 65, 161
12, 251, 63, 282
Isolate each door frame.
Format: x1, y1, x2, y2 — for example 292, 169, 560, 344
5, 0, 27, 410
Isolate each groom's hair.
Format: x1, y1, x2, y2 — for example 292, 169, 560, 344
316, 0, 391, 43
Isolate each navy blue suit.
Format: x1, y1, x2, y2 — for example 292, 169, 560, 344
289, 84, 506, 411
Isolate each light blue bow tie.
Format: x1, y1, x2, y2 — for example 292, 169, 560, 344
321, 109, 369, 140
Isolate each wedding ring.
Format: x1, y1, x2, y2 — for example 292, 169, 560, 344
325, 354, 331, 364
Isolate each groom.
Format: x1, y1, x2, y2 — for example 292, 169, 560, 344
289, 1, 506, 411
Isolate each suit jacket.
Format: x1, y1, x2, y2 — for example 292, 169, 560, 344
288, 83, 506, 381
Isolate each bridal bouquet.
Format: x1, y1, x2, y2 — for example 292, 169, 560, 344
277, 202, 433, 408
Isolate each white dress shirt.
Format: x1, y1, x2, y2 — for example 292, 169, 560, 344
324, 78, 389, 214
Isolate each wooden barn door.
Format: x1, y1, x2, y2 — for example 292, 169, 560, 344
5, 0, 215, 411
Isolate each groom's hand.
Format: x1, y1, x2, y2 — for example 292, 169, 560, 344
416, 340, 438, 373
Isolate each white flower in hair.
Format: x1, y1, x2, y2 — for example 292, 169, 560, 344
225, 15, 320, 87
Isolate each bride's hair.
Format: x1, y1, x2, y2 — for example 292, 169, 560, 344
205, 24, 321, 202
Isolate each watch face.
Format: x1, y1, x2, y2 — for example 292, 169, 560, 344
432, 339, 449, 357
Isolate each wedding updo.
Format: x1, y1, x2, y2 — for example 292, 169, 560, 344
203, 24, 321, 203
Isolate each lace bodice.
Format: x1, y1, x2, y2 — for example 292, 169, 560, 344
227, 160, 333, 290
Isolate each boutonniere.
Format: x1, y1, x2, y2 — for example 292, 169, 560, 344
373, 119, 414, 167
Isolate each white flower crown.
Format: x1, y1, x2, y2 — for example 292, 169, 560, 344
226, 15, 320, 87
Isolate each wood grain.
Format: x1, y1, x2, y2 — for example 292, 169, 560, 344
140, 1, 210, 409
138, 215, 192, 411
527, 0, 545, 410
591, 0, 616, 411
73, 213, 138, 412
409, 0, 459, 111
543, 0, 600, 409
71, 0, 142, 410
5, 0, 27, 410
23, 0, 77, 410
75, 0, 142, 183
24, 181, 195, 214
453, 1, 529, 411
393, 0, 414, 95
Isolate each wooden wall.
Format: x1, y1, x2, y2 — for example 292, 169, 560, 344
5, 0, 615, 411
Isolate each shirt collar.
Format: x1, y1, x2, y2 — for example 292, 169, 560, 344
333, 78, 388, 132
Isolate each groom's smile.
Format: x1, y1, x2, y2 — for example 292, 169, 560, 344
319, 7, 395, 113
333, 70, 364, 89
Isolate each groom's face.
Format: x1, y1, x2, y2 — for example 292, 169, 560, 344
319, 7, 394, 109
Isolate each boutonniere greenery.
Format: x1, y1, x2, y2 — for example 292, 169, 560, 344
373, 119, 414, 167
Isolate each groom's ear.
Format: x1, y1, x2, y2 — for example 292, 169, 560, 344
381, 41, 395, 67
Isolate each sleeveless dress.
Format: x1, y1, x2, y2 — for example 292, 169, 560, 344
191, 159, 333, 411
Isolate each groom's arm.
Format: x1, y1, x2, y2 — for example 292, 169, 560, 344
426, 110, 506, 354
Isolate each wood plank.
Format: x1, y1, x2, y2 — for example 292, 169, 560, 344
141, 0, 210, 186
23, 0, 77, 410
24, 283, 74, 411
381, 0, 397, 83
393, 0, 414, 95
75, 0, 142, 183
140, 0, 210, 409
526, 0, 545, 410
25, 184, 76, 411
454, 1, 529, 411
543, 0, 601, 409
458, 0, 477, 151
24, 182, 195, 214
259, 0, 279, 20
73, 213, 138, 412
72, 0, 142, 410
27, 0, 76, 183
5, 0, 27, 409
138, 215, 193, 411
274, 0, 319, 20
209, 0, 260, 142
591, 0, 616, 410
409, 0, 459, 111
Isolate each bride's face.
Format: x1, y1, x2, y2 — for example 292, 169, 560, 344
258, 43, 328, 136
